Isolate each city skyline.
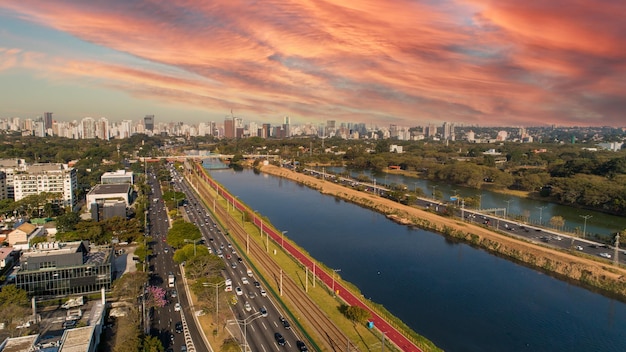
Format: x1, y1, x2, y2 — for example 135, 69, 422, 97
0, 1, 624, 127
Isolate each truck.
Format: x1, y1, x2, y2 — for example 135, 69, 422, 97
61, 296, 84, 309
168, 273, 175, 288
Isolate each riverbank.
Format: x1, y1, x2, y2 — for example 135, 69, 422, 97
260, 164, 626, 298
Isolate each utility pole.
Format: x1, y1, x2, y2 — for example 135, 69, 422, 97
580, 214, 592, 238
536, 206, 546, 225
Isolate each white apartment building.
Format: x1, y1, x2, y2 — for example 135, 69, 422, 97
13, 163, 78, 208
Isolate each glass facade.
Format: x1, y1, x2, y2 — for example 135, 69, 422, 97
16, 250, 113, 297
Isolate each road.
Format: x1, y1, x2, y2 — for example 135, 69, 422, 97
170, 165, 310, 352
146, 168, 208, 352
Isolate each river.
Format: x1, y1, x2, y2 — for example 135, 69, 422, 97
316, 166, 626, 238
206, 165, 626, 352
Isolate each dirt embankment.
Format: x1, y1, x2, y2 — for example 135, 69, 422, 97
260, 164, 626, 298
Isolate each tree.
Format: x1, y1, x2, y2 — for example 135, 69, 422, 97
549, 216, 565, 230
0, 285, 30, 336
142, 335, 164, 352
112, 271, 148, 300
172, 243, 210, 265
166, 220, 201, 248
145, 286, 167, 309
183, 253, 225, 280
343, 305, 370, 324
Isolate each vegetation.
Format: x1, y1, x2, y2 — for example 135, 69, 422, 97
0, 285, 30, 337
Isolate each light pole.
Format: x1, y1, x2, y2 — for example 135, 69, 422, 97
184, 238, 202, 256
580, 214, 592, 238
254, 210, 263, 236
477, 193, 483, 210
536, 206, 546, 225
332, 268, 342, 296
452, 189, 459, 206
281, 231, 288, 249
431, 185, 438, 200
504, 199, 512, 219
413, 182, 419, 193
202, 280, 225, 331
237, 311, 266, 351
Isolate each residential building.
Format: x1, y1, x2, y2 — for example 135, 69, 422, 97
13, 163, 78, 209
7, 222, 46, 251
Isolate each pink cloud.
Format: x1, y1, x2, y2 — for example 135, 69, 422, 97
1, 0, 624, 126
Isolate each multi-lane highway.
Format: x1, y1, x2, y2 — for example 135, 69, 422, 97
146, 168, 209, 352
165, 164, 310, 352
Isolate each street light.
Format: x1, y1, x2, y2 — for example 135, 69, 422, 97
413, 182, 419, 193
281, 230, 288, 249
431, 185, 438, 200
202, 280, 225, 331
580, 215, 592, 238
504, 199, 512, 219
184, 238, 202, 256
536, 206, 546, 225
332, 268, 342, 296
236, 311, 267, 351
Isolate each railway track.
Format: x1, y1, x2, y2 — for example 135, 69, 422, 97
190, 171, 357, 352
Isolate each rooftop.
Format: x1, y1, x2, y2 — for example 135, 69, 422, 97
89, 184, 131, 195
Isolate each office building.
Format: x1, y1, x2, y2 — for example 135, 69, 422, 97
144, 115, 154, 132
15, 241, 114, 296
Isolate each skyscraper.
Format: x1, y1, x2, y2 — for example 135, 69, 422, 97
144, 115, 154, 131
44, 112, 53, 130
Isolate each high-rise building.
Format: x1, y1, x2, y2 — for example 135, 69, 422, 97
13, 163, 78, 209
224, 118, 234, 138
283, 116, 291, 138
44, 112, 53, 130
144, 115, 155, 131
80, 117, 96, 139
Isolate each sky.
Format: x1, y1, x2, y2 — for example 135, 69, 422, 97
0, 1, 625, 128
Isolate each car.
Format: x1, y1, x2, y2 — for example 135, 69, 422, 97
575, 245, 584, 251
253, 281, 260, 288
244, 301, 252, 312
170, 290, 178, 298
175, 321, 183, 333
231, 263, 237, 269
274, 332, 286, 346
235, 287, 243, 296
280, 316, 290, 329
62, 320, 77, 329
237, 257, 243, 263
174, 303, 181, 312
226, 254, 231, 259
164, 247, 169, 253
260, 306, 268, 317
181, 346, 187, 352
247, 291, 256, 299
296, 341, 309, 351
241, 277, 249, 285
599, 253, 612, 259
260, 289, 267, 297
224, 285, 233, 292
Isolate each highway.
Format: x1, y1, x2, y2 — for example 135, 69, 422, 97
168, 164, 309, 352
146, 168, 208, 352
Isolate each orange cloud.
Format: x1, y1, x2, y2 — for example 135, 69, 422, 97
1, 0, 624, 126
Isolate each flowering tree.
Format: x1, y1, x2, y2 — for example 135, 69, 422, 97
145, 286, 167, 309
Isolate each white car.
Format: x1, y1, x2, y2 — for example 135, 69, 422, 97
599, 253, 612, 259
235, 287, 243, 296
174, 303, 181, 312
241, 277, 249, 285
244, 301, 251, 312
575, 245, 583, 251
260, 289, 267, 297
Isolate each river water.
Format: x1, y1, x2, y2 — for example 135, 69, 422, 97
316, 166, 626, 238
207, 166, 626, 352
